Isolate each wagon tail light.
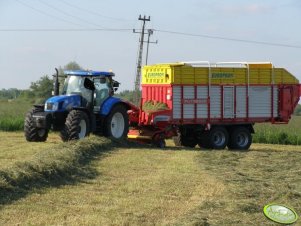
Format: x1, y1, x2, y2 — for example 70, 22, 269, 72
167, 89, 171, 100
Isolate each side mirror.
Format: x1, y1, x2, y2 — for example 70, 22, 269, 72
113, 80, 120, 92
84, 78, 95, 91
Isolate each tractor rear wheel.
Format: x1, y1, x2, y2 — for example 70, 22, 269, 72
60, 110, 90, 141
105, 105, 129, 140
24, 107, 48, 142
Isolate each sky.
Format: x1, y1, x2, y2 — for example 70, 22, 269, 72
0, 0, 301, 91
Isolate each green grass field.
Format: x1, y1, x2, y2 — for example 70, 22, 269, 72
0, 132, 300, 225
253, 116, 301, 145
0, 100, 32, 131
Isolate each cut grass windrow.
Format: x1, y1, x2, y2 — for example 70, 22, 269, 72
0, 136, 114, 205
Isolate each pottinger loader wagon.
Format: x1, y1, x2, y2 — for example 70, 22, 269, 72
127, 61, 300, 150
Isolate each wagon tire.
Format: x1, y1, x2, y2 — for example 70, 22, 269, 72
198, 131, 211, 149
228, 127, 252, 151
208, 126, 229, 150
173, 132, 197, 148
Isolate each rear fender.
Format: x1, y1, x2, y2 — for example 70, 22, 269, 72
100, 97, 123, 116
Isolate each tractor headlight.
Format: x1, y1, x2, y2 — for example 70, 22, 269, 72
52, 102, 59, 111
45, 102, 59, 111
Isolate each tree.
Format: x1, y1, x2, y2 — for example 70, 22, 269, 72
115, 90, 140, 103
29, 75, 53, 100
0, 88, 21, 100
64, 61, 82, 70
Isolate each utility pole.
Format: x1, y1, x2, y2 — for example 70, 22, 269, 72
133, 15, 150, 105
145, 29, 158, 65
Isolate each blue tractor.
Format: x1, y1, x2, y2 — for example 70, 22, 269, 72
24, 69, 133, 142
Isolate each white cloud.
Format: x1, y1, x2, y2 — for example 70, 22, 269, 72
219, 3, 272, 15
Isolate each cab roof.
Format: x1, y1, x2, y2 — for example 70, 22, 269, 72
64, 70, 115, 77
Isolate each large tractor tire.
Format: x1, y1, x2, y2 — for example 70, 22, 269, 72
24, 107, 48, 142
173, 133, 197, 148
227, 126, 252, 151
105, 105, 129, 140
206, 126, 229, 150
60, 110, 90, 141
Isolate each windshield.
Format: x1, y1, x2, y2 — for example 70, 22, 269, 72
62, 75, 92, 102
63, 76, 85, 94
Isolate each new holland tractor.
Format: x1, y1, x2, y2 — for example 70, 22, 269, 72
24, 69, 135, 142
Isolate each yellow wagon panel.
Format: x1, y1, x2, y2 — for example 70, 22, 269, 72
142, 62, 299, 85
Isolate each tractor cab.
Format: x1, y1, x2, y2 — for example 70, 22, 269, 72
44, 70, 119, 113
61, 70, 117, 111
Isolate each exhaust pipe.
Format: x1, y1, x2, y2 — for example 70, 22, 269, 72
53, 68, 60, 96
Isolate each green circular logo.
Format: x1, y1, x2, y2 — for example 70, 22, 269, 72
263, 204, 299, 224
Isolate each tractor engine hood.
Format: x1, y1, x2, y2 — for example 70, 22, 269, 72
44, 94, 81, 112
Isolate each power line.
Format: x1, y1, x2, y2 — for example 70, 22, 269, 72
14, 0, 84, 27
155, 29, 301, 49
60, 0, 134, 22
1, 22, 300, 50
38, 0, 105, 28
0, 28, 132, 32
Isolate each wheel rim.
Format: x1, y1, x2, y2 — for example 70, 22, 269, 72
213, 131, 226, 146
111, 112, 124, 138
236, 132, 249, 147
78, 119, 87, 139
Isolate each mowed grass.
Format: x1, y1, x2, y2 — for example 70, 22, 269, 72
0, 132, 301, 225
0, 132, 61, 169
0, 136, 224, 225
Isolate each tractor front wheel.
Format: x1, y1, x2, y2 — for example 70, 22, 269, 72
24, 107, 49, 142
60, 110, 90, 141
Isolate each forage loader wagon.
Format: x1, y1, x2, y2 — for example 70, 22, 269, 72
127, 61, 301, 150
